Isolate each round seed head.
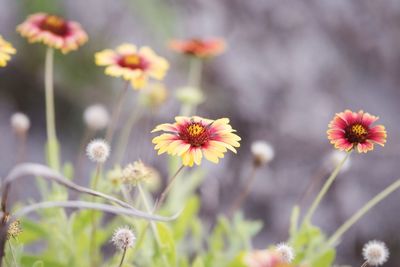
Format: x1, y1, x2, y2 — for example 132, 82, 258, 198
276, 242, 295, 263
251, 140, 275, 167
362, 240, 389, 266
10, 112, 30, 135
111, 226, 136, 251
86, 139, 110, 163
83, 104, 110, 131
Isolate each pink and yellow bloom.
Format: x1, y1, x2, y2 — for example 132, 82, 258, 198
17, 13, 87, 54
0, 35, 16, 67
244, 250, 292, 267
152, 116, 240, 167
95, 44, 169, 90
169, 37, 226, 58
327, 109, 387, 153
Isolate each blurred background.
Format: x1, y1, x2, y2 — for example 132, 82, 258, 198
1, 0, 400, 266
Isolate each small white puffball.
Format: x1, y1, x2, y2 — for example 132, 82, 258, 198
362, 240, 389, 266
276, 242, 295, 263
111, 226, 136, 251
325, 150, 351, 172
251, 140, 275, 166
83, 104, 110, 131
86, 139, 110, 163
10, 112, 30, 135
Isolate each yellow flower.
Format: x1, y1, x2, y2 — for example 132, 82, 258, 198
152, 116, 241, 167
0, 35, 16, 67
95, 43, 169, 90
17, 13, 88, 54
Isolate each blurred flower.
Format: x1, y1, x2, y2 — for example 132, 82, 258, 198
152, 116, 240, 167
327, 110, 386, 153
251, 141, 275, 167
95, 43, 169, 89
111, 226, 136, 251
362, 240, 389, 266
10, 112, 30, 135
275, 243, 295, 263
244, 249, 289, 267
169, 38, 226, 58
0, 35, 16, 67
139, 82, 168, 109
107, 165, 123, 187
324, 150, 351, 173
83, 104, 110, 131
122, 160, 154, 185
86, 139, 110, 163
175, 86, 205, 106
17, 13, 88, 54
7, 220, 22, 240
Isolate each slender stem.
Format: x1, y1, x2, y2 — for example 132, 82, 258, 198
16, 132, 27, 164
106, 81, 130, 143
90, 164, 102, 267
118, 247, 127, 267
8, 241, 18, 267
114, 103, 141, 163
45, 47, 60, 170
297, 166, 328, 206
303, 151, 351, 223
180, 58, 203, 116
154, 164, 185, 210
328, 178, 400, 246
360, 261, 368, 267
228, 165, 258, 217
75, 128, 94, 182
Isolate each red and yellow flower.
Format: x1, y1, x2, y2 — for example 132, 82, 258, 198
0, 35, 16, 67
327, 109, 387, 153
95, 44, 169, 90
169, 37, 226, 58
152, 116, 240, 167
17, 13, 88, 54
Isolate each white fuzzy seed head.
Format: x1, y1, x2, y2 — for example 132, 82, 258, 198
276, 242, 295, 263
83, 104, 110, 131
362, 240, 389, 266
251, 141, 275, 167
86, 139, 110, 163
111, 226, 136, 251
10, 112, 30, 135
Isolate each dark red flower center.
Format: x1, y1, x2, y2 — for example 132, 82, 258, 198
179, 122, 210, 147
39, 15, 68, 36
118, 54, 149, 70
345, 123, 368, 143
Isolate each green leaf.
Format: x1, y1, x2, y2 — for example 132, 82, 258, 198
19, 219, 49, 244
157, 223, 176, 265
192, 256, 205, 267
310, 249, 336, 267
173, 196, 200, 240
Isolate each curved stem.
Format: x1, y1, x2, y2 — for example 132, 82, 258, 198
328, 178, 400, 246
228, 165, 258, 217
303, 151, 351, 223
106, 81, 130, 143
117, 247, 127, 267
360, 261, 368, 267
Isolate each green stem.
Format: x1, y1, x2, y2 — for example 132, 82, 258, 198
117, 247, 127, 267
45, 47, 60, 170
179, 58, 203, 116
7, 241, 18, 267
89, 164, 102, 267
303, 151, 351, 223
328, 178, 400, 246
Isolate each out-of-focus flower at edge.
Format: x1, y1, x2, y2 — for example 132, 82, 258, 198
327, 109, 387, 153
95, 43, 169, 90
17, 13, 88, 54
244, 249, 294, 267
169, 37, 226, 58
139, 82, 168, 109
152, 116, 240, 167
0, 35, 16, 67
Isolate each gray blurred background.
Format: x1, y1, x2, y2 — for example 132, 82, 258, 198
1, 0, 400, 266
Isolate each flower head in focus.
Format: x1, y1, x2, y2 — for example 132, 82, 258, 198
0, 35, 16, 67
362, 240, 389, 266
327, 110, 386, 153
17, 13, 88, 53
169, 37, 226, 58
152, 116, 240, 167
95, 43, 169, 90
